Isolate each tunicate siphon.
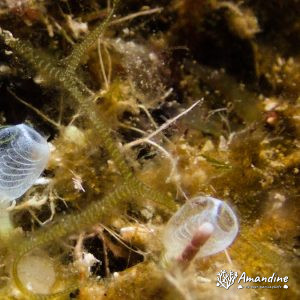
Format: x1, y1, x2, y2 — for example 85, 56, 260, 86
163, 196, 239, 262
0, 124, 49, 203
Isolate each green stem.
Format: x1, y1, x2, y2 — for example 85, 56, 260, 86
65, 0, 120, 73
0, 23, 178, 299
0, 28, 132, 179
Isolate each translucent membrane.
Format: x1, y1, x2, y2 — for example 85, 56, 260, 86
0, 124, 49, 203
17, 253, 56, 294
163, 196, 239, 262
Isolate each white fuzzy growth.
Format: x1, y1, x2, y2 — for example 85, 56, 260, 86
0, 124, 49, 203
163, 196, 239, 261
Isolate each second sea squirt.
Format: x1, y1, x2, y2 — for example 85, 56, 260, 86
163, 196, 239, 264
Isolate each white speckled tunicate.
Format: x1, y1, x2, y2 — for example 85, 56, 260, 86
163, 196, 239, 262
0, 124, 49, 203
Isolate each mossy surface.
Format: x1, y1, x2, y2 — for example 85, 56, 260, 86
0, 0, 299, 299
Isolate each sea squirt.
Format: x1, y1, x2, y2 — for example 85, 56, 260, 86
163, 196, 239, 262
0, 124, 49, 204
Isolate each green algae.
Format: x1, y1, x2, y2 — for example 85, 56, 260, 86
0, 0, 298, 299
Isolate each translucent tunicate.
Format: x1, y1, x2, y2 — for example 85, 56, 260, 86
17, 252, 56, 294
0, 124, 49, 203
163, 196, 239, 262
109, 38, 167, 108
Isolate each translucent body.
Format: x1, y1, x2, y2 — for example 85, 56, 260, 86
163, 196, 239, 261
17, 253, 56, 294
0, 124, 49, 203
